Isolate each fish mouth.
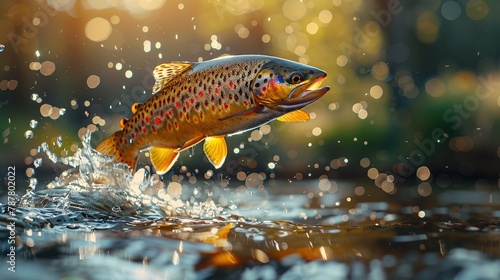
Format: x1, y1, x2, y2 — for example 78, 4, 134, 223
279, 76, 330, 111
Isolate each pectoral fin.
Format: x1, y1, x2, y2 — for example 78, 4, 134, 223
276, 109, 310, 122
203, 136, 227, 169
218, 105, 264, 121
149, 146, 179, 175
177, 135, 206, 152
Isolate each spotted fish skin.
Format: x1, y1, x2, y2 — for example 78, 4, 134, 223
96, 55, 330, 174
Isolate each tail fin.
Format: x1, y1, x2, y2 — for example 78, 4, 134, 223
95, 131, 137, 168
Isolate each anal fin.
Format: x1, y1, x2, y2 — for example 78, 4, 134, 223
276, 109, 310, 122
203, 136, 227, 169
149, 146, 179, 175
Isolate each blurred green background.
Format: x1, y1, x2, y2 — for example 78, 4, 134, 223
1, 0, 499, 196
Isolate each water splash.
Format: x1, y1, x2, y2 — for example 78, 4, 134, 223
24, 130, 34, 139
19, 133, 231, 219
29, 119, 38, 129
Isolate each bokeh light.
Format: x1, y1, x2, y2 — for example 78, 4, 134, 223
85, 17, 112, 42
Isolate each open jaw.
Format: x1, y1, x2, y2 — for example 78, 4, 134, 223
280, 76, 330, 110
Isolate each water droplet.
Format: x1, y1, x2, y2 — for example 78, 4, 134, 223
31, 93, 39, 101
34, 158, 42, 168
29, 178, 37, 189
112, 206, 122, 212
59, 108, 66, 115
56, 135, 62, 147
0, 44, 4, 52
29, 119, 38, 128
25, 130, 34, 139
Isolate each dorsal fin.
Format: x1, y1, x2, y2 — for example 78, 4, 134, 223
152, 62, 193, 93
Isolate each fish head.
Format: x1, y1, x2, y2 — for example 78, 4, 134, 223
252, 59, 330, 112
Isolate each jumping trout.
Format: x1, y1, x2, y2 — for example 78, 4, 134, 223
96, 55, 330, 174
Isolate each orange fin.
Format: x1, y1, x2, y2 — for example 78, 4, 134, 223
215, 223, 233, 239
95, 131, 137, 168
152, 62, 193, 93
276, 109, 310, 122
203, 136, 227, 169
119, 118, 127, 129
218, 105, 264, 121
131, 102, 139, 114
149, 146, 179, 175
178, 135, 206, 152
202, 223, 234, 243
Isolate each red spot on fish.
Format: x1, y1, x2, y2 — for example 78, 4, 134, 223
190, 97, 195, 104
175, 102, 181, 108
168, 110, 173, 117
211, 105, 216, 112
259, 93, 265, 98
174, 122, 179, 129
139, 137, 143, 143
223, 103, 229, 110
168, 124, 172, 131
145, 116, 150, 124
142, 126, 147, 133
229, 81, 235, 89
199, 112, 204, 119
198, 91, 204, 98
151, 126, 157, 133
155, 117, 161, 125
186, 114, 190, 120
193, 117, 198, 124
185, 101, 190, 109
228, 94, 233, 100
131, 132, 136, 138
215, 88, 219, 94
179, 112, 184, 119
262, 87, 266, 92
244, 101, 249, 107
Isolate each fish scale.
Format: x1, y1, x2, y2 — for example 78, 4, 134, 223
96, 55, 329, 174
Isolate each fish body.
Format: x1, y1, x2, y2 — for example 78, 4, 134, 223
96, 55, 329, 174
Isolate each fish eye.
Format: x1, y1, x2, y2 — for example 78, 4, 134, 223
288, 71, 304, 84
